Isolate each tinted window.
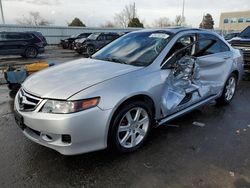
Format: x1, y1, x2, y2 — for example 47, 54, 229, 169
97, 35, 105, 40
0, 33, 6, 41
6, 33, 22, 40
105, 35, 113, 40
224, 18, 229, 24
240, 27, 250, 38
195, 34, 229, 56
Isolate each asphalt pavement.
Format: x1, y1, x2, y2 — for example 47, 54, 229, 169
0, 47, 250, 187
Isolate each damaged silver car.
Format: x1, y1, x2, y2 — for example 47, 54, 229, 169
14, 28, 243, 155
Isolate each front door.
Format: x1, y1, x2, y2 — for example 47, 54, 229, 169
160, 33, 232, 117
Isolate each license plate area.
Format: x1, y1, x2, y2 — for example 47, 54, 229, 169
14, 110, 26, 130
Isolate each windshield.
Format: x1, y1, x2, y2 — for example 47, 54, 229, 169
92, 31, 172, 67
87, 33, 100, 40
239, 27, 250, 38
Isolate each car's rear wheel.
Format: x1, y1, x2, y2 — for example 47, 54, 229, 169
216, 73, 237, 104
109, 101, 152, 153
24, 46, 38, 58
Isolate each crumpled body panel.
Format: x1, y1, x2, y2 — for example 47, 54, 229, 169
161, 56, 216, 116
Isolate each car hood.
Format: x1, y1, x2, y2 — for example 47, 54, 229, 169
230, 37, 250, 42
23, 58, 142, 100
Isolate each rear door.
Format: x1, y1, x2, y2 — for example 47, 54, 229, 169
0, 32, 7, 55
193, 33, 233, 96
96, 34, 106, 49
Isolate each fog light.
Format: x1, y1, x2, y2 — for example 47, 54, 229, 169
62, 134, 71, 143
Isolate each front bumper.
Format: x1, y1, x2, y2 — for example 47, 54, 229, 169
14, 91, 112, 155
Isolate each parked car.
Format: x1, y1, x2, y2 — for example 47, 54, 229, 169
230, 26, 250, 73
0, 31, 45, 58
14, 28, 243, 155
75, 32, 120, 55
60, 33, 92, 49
224, 32, 240, 41
27, 31, 47, 46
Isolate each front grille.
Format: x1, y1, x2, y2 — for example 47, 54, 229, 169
18, 89, 42, 111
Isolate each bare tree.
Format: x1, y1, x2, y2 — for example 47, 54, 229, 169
16, 11, 51, 26
153, 17, 172, 28
102, 21, 115, 28
114, 3, 137, 28
175, 15, 183, 26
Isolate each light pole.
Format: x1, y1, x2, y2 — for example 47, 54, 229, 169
181, 0, 185, 26
0, 0, 5, 24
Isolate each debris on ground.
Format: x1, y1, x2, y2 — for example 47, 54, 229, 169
193, 121, 206, 127
229, 171, 235, 177
167, 124, 180, 128
143, 163, 153, 169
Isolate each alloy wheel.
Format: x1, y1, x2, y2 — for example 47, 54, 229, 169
117, 107, 149, 149
225, 76, 236, 101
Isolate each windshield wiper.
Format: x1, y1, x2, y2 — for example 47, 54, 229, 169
104, 57, 128, 65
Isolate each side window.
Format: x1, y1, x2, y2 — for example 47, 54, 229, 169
195, 34, 229, 57
97, 35, 105, 41
0, 33, 6, 41
164, 34, 195, 61
6, 33, 22, 40
106, 35, 113, 40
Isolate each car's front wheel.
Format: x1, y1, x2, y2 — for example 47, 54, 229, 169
216, 73, 237, 104
86, 45, 95, 56
109, 101, 152, 153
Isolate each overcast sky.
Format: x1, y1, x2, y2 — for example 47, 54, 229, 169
2, 0, 250, 27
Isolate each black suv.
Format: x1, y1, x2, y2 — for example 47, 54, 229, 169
61, 33, 92, 49
230, 26, 250, 73
75, 32, 120, 55
0, 31, 45, 58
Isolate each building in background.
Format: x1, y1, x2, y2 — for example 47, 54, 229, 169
219, 11, 250, 32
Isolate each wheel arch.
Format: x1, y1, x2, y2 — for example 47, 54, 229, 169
106, 94, 156, 145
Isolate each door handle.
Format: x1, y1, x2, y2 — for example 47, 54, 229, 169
223, 56, 231, 60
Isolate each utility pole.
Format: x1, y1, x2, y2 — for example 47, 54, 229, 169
0, 0, 5, 24
133, 2, 136, 19
181, 0, 185, 26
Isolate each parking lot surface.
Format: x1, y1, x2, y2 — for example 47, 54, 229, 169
0, 47, 250, 188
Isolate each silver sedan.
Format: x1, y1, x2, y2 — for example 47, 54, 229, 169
14, 28, 243, 155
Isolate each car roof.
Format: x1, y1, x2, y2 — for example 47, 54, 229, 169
132, 27, 206, 34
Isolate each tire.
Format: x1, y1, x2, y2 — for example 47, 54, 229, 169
216, 73, 237, 105
24, 46, 38, 58
108, 101, 153, 153
86, 45, 95, 56
62, 43, 69, 49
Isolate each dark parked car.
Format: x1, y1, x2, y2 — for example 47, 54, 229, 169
0, 31, 45, 58
75, 32, 120, 55
230, 26, 250, 73
61, 33, 92, 49
224, 32, 240, 41
27, 31, 47, 46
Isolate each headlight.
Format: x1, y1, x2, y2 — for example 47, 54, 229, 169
41, 97, 100, 114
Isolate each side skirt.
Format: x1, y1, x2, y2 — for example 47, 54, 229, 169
157, 95, 218, 127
